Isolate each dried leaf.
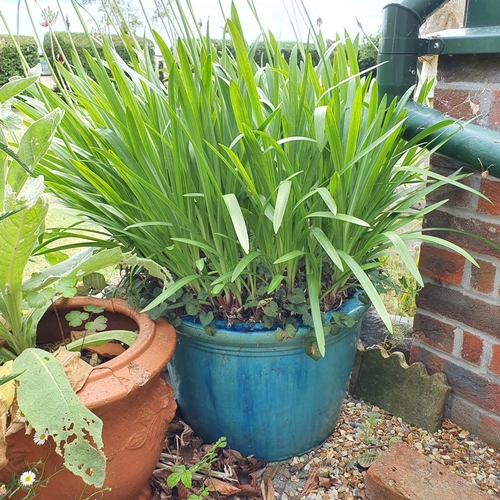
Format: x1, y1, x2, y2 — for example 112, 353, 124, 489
85, 342, 126, 358
318, 476, 331, 488
260, 470, 275, 500
301, 467, 319, 497
0, 395, 10, 468
0, 361, 15, 407
470, 100, 480, 115
54, 346, 92, 392
70, 329, 87, 342
205, 477, 241, 495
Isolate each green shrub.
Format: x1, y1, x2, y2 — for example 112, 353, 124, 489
43, 31, 155, 77
0, 36, 39, 86
211, 39, 321, 66
358, 33, 380, 76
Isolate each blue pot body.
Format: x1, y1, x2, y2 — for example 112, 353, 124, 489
167, 295, 368, 461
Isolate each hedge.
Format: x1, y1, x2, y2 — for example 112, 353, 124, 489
211, 39, 322, 66
0, 36, 40, 86
43, 32, 155, 78
209, 38, 378, 73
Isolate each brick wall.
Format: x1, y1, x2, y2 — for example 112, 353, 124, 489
409, 54, 500, 447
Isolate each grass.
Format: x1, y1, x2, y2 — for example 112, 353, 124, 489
25, 197, 111, 279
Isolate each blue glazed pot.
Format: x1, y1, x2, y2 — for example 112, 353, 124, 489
167, 294, 368, 461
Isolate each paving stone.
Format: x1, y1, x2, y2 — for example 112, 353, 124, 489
365, 441, 493, 500
352, 345, 450, 432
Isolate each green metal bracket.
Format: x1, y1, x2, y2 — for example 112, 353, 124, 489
378, 0, 500, 177
465, 0, 500, 28
423, 26, 500, 54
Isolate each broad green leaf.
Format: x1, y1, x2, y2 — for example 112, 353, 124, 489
307, 212, 370, 226
274, 250, 306, 265
314, 106, 328, 151
142, 274, 201, 312
231, 251, 261, 282
65, 310, 89, 327
268, 274, 285, 294
310, 227, 343, 270
223, 193, 249, 254
338, 250, 392, 333
66, 330, 138, 350
383, 231, 423, 287
273, 181, 292, 233
13, 348, 106, 487
0, 67, 40, 103
199, 311, 214, 327
25, 288, 54, 308
0, 179, 47, 339
17, 109, 64, 180
316, 187, 337, 216
306, 271, 325, 357
85, 315, 108, 332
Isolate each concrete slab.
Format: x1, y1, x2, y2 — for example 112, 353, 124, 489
352, 345, 450, 432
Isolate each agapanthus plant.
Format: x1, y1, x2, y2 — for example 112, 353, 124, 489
18, 0, 480, 357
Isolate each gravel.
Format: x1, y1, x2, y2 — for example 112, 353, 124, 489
272, 395, 500, 500
149, 395, 500, 499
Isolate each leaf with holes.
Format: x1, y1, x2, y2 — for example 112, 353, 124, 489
13, 348, 105, 486
357, 450, 379, 468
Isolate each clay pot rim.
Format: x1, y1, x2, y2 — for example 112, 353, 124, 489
50, 296, 160, 378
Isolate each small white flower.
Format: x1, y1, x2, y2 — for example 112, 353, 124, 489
33, 429, 49, 445
19, 470, 36, 487
15, 409, 27, 423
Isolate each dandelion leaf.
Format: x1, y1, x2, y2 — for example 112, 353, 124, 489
13, 348, 105, 487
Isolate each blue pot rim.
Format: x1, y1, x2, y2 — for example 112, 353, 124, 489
175, 291, 369, 349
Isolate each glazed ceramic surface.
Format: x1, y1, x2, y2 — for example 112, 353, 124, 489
168, 295, 368, 461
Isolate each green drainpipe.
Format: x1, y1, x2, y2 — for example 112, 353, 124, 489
378, 0, 500, 176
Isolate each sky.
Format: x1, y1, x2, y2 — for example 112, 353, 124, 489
0, 0, 387, 45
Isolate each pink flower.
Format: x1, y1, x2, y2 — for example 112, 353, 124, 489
40, 20, 49, 27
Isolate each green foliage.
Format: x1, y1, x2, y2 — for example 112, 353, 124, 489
0, 36, 40, 86
42, 31, 155, 81
357, 33, 380, 76
13, 349, 106, 487
358, 412, 379, 444
24, 0, 481, 357
211, 39, 322, 66
167, 437, 226, 500
0, 69, 173, 488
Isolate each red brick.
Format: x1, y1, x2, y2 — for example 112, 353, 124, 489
434, 88, 477, 122
488, 344, 500, 377
426, 165, 472, 208
419, 244, 465, 285
445, 394, 479, 433
423, 210, 500, 259
412, 312, 455, 354
417, 282, 500, 341
461, 332, 483, 365
412, 344, 500, 414
488, 89, 500, 130
477, 177, 500, 216
447, 365, 500, 414
365, 441, 491, 500
470, 259, 496, 294
409, 345, 446, 374
477, 413, 500, 448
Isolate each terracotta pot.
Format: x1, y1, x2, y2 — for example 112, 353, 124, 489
1, 297, 176, 499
